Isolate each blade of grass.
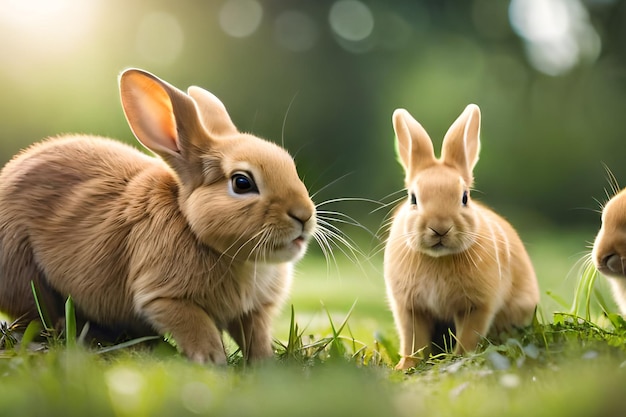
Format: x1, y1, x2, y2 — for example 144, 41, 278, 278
30, 280, 53, 331
322, 299, 358, 359
95, 336, 161, 354
275, 305, 308, 361
546, 291, 570, 310
65, 296, 76, 348
570, 261, 599, 320
324, 299, 358, 337
285, 305, 302, 357
374, 331, 399, 365
584, 266, 598, 321
20, 320, 42, 354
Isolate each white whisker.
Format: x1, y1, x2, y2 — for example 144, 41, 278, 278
316, 210, 375, 238
280, 92, 299, 149
315, 221, 363, 262
370, 192, 406, 215
603, 163, 621, 197
315, 197, 384, 208
309, 172, 355, 201
312, 229, 339, 275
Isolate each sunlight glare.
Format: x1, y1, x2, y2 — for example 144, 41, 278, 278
0, 0, 100, 54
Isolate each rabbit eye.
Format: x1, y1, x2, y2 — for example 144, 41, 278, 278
231, 172, 258, 194
409, 193, 417, 206
462, 190, 469, 206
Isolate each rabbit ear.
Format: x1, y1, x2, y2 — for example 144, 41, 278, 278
392, 109, 435, 173
441, 104, 481, 185
119, 69, 208, 160
187, 86, 239, 137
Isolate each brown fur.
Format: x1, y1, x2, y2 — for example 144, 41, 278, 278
593, 188, 626, 314
0, 69, 316, 364
384, 105, 539, 370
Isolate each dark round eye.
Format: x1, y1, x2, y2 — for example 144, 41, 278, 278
410, 193, 417, 206
462, 190, 469, 206
231, 172, 258, 194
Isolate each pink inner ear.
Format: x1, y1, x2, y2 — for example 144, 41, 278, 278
149, 97, 179, 153
122, 70, 182, 156
141, 79, 179, 152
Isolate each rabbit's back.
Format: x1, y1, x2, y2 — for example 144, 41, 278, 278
1, 135, 157, 208
0, 135, 168, 329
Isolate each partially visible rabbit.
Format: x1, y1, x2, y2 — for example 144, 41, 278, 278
592, 187, 626, 314
0, 69, 316, 364
384, 104, 539, 370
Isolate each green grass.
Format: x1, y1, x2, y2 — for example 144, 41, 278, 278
2, 229, 626, 417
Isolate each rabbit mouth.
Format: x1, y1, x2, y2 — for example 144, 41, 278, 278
290, 234, 312, 254
263, 234, 310, 262
292, 235, 306, 249
425, 242, 454, 257
419, 237, 466, 257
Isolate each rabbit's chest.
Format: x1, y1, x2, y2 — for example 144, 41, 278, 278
410, 263, 493, 318
226, 262, 292, 315
240, 268, 282, 311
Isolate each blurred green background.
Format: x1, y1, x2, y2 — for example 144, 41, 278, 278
1, 0, 625, 331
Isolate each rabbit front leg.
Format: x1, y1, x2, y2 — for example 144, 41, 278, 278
394, 307, 434, 370
453, 307, 494, 354
140, 298, 227, 364
227, 306, 274, 362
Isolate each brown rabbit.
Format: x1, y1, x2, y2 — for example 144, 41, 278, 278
384, 104, 539, 370
593, 187, 626, 314
0, 69, 316, 364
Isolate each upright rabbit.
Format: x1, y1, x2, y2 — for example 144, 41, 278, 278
384, 104, 539, 370
592, 187, 626, 314
0, 69, 316, 364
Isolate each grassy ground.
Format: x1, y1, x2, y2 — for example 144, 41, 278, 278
278, 228, 613, 344
2, 229, 625, 417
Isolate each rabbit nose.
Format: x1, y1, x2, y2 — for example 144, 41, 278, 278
289, 206, 314, 227
429, 226, 451, 237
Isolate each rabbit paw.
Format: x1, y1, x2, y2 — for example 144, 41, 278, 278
395, 356, 420, 370
187, 347, 227, 365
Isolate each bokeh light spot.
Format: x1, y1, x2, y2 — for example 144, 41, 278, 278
329, 0, 374, 42
181, 381, 213, 414
105, 366, 145, 414
510, 0, 569, 43
219, 0, 263, 38
509, 0, 601, 76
